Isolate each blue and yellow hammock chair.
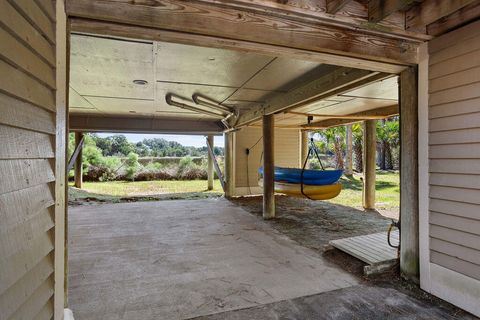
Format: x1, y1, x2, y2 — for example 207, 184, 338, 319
259, 138, 343, 200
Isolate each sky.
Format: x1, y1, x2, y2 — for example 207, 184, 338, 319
96, 133, 225, 148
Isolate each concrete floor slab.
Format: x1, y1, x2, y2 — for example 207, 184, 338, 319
191, 285, 477, 320
68, 199, 358, 320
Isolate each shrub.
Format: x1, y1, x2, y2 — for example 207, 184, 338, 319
125, 152, 141, 181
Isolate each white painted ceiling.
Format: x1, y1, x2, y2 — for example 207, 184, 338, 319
69, 34, 398, 127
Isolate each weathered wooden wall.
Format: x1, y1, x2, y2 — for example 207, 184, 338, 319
233, 127, 300, 195
0, 0, 66, 319
425, 19, 480, 317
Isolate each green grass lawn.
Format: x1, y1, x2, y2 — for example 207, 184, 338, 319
76, 179, 223, 196
328, 171, 399, 209
70, 172, 399, 209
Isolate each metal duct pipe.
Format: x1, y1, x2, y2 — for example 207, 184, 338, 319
192, 94, 234, 115
165, 93, 224, 119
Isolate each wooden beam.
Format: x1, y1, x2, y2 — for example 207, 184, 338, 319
326, 0, 352, 14
262, 114, 275, 219
288, 111, 393, 119
74, 132, 83, 188
369, 0, 420, 23
406, 0, 478, 32
363, 120, 376, 209
207, 135, 214, 191
399, 67, 419, 283
426, 0, 480, 36
66, 133, 84, 172
70, 18, 407, 74
69, 115, 223, 135
66, 0, 420, 66
300, 130, 308, 168
302, 104, 399, 129
235, 69, 390, 127
224, 132, 234, 198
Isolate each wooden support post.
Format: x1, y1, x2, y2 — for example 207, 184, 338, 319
74, 132, 83, 188
345, 124, 353, 176
263, 114, 275, 219
363, 120, 376, 209
301, 130, 309, 167
399, 67, 419, 282
207, 135, 214, 190
224, 132, 234, 198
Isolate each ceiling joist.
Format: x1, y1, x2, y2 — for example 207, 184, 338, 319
233, 70, 391, 127
66, 0, 420, 68
326, 0, 352, 14
302, 104, 399, 129
368, 0, 420, 23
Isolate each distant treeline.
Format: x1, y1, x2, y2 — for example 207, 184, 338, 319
90, 134, 224, 157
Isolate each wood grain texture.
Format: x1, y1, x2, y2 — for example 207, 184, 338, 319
0, 60, 55, 111
0, 208, 54, 260
0, 184, 55, 232
35, 0, 56, 22
0, 254, 53, 319
0, 125, 54, 159
7, 275, 54, 320
70, 18, 407, 74
0, 28, 55, 89
0, 92, 55, 134
428, 19, 480, 54
0, 159, 55, 195
0, 230, 54, 296
400, 66, 419, 282
326, 0, 351, 14
65, 0, 418, 65
406, 0, 477, 31
427, 1, 480, 36
368, 0, 419, 23
8, 0, 56, 44
0, 1, 55, 66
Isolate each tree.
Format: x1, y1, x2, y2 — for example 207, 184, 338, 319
316, 126, 345, 169
352, 123, 363, 173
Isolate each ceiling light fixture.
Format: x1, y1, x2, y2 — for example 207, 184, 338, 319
133, 79, 148, 85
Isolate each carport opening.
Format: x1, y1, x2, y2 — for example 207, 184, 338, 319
65, 31, 414, 319
67, 132, 225, 203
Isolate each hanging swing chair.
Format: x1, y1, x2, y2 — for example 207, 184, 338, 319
259, 138, 343, 200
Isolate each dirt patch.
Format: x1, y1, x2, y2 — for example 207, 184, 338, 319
229, 195, 393, 250
228, 195, 472, 318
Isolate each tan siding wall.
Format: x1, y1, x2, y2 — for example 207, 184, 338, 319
0, 1, 58, 319
428, 20, 480, 282
235, 127, 300, 189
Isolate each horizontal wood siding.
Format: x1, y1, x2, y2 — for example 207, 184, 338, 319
428, 20, 480, 282
235, 127, 300, 189
0, 1, 57, 319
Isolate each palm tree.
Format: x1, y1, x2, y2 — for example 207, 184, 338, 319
352, 123, 363, 172
316, 126, 345, 169
376, 118, 399, 170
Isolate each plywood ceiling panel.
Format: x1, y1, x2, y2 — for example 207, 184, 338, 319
340, 76, 398, 100
70, 35, 155, 99
156, 42, 272, 87
244, 60, 333, 91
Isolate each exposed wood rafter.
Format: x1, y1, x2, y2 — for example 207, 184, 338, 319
426, 0, 480, 36
233, 70, 391, 127
326, 0, 352, 14
368, 0, 420, 23
69, 115, 224, 135
302, 105, 399, 129
66, 0, 420, 68
406, 0, 478, 32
